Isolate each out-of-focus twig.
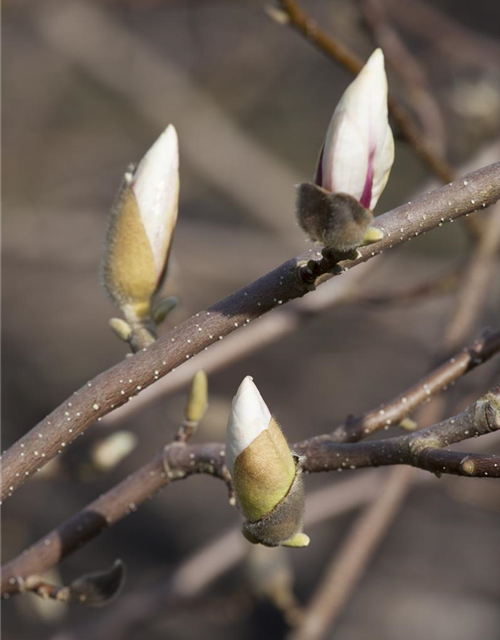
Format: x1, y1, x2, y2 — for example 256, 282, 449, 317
441, 207, 500, 354
361, 0, 446, 156
288, 467, 414, 640
47, 471, 431, 640
387, 0, 500, 68
33, 0, 303, 247
329, 329, 500, 442
354, 265, 462, 306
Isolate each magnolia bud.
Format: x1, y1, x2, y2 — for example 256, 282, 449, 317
102, 125, 179, 325
226, 377, 310, 548
297, 49, 393, 255
316, 49, 394, 210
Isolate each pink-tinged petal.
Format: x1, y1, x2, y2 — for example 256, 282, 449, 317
318, 49, 394, 210
359, 148, 375, 209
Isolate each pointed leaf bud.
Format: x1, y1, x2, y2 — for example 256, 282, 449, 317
68, 560, 126, 606
102, 125, 179, 323
108, 317, 133, 343
185, 370, 208, 425
226, 377, 309, 548
315, 49, 394, 211
152, 296, 178, 325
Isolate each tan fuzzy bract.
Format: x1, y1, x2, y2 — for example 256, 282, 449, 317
233, 417, 296, 522
102, 179, 158, 318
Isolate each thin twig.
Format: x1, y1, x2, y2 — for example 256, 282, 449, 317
330, 329, 500, 442
276, 0, 454, 183
2, 162, 499, 500
387, 0, 500, 68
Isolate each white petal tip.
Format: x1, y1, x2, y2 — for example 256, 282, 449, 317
226, 377, 272, 474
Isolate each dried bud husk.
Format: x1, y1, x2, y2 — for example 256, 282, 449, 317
153, 296, 178, 325
109, 317, 133, 343
296, 183, 374, 254
67, 560, 125, 607
226, 377, 310, 548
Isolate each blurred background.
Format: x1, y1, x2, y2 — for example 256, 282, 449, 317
2, 1, 500, 639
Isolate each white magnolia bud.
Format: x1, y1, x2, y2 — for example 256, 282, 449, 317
226, 377, 310, 548
316, 49, 394, 211
102, 125, 179, 322
131, 125, 179, 281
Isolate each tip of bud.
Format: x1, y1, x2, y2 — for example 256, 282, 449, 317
226, 376, 272, 474
132, 124, 180, 275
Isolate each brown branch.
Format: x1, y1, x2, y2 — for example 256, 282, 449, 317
2, 162, 499, 501
330, 329, 500, 442
288, 467, 414, 640
296, 387, 500, 475
353, 265, 462, 306
276, 0, 453, 183
2, 372, 498, 597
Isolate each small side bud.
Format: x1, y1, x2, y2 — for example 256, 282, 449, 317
399, 417, 418, 431
153, 296, 178, 325
361, 226, 384, 245
226, 377, 309, 548
296, 183, 373, 254
68, 560, 125, 607
109, 318, 133, 343
185, 370, 209, 425
264, 5, 290, 24
91, 431, 138, 472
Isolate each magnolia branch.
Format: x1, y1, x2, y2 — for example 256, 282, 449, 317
2, 162, 500, 501
2, 342, 499, 597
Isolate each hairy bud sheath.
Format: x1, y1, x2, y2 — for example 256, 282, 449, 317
102, 125, 179, 324
226, 377, 310, 548
297, 49, 393, 253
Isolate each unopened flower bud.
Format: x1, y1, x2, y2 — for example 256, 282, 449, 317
226, 377, 310, 548
297, 49, 393, 255
316, 49, 394, 210
102, 125, 179, 325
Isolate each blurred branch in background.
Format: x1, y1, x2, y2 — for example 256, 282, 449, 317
288, 467, 414, 640
33, 0, 303, 248
386, 0, 500, 68
51, 469, 427, 640
361, 0, 446, 156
